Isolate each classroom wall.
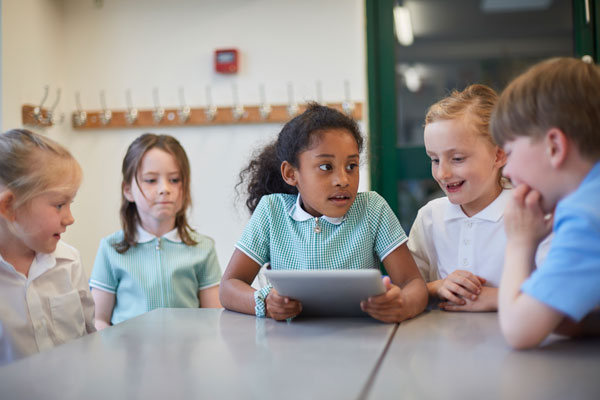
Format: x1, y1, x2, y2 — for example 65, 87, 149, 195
1, 0, 368, 277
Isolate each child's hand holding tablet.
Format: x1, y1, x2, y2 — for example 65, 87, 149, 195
265, 269, 386, 318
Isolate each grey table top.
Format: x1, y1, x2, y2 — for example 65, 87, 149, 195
0, 308, 395, 400
367, 310, 600, 400
1, 308, 599, 400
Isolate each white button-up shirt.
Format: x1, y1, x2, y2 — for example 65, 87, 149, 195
0, 241, 95, 365
408, 190, 550, 287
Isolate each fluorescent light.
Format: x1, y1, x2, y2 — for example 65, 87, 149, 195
394, 5, 414, 46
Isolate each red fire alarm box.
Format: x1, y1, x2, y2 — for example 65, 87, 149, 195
215, 48, 239, 74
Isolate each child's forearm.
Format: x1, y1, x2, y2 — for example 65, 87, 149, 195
426, 280, 441, 299
499, 241, 541, 346
219, 278, 257, 315
402, 276, 429, 318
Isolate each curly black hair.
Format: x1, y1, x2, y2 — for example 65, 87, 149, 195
237, 103, 363, 213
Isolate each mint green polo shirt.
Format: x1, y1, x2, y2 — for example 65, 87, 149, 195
90, 227, 221, 325
237, 191, 407, 271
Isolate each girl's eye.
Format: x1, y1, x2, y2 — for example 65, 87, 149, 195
170, 178, 181, 184
56, 204, 64, 210
430, 159, 439, 164
346, 163, 358, 171
144, 179, 156, 184
453, 157, 465, 162
319, 164, 332, 171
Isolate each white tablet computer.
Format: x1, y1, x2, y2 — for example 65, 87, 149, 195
264, 269, 385, 317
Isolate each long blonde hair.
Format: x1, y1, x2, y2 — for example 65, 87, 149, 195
0, 129, 82, 209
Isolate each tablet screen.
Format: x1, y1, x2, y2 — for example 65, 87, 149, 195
264, 269, 385, 317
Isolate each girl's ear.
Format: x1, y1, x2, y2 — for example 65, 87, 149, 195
281, 161, 298, 187
495, 146, 507, 168
0, 190, 16, 221
545, 128, 568, 168
123, 182, 135, 202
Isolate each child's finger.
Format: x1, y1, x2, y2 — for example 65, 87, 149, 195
367, 284, 401, 305
439, 301, 468, 312
445, 276, 480, 297
440, 287, 466, 305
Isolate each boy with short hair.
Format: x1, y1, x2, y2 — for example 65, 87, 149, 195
490, 57, 600, 349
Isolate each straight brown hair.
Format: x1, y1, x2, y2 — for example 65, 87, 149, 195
115, 133, 196, 253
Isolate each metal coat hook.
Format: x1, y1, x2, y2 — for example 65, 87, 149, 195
152, 88, 165, 124
99, 90, 112, 125
33, 85, 50, 123
342, 80, 355, 116
125, 89, 138, 125
258, 84, 272, 120
45, 88, 64, 125
286, 82, 299, 117
231, 84, 246, 121
73, 92, 87, 127
177, 87, 191, 124
204, 86, 217, 121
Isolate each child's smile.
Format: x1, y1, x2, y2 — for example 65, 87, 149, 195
424, 118, 505, 217
283, 129, 360, 218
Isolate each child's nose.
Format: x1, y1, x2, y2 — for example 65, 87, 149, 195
437, 162, 452, 180
63, 209, 75, 226
159, 181, 171, 195
334, 170, 350, 187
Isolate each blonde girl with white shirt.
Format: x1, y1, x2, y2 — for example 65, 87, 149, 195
0, 129, 95, 365
409, 85, 512, 312
90, 134, 221, 330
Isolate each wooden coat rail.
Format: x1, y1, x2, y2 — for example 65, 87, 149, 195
22, 104, 54, 127
68, 102, 362, 129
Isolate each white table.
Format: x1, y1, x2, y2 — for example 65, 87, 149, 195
367, 310, 600, 400
0, 308, 395, 400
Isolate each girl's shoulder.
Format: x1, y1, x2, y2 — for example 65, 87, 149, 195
187, 230, 216, 249
255, 193, 297, 215
101, 230, 126, 246
351, 191, 391, 213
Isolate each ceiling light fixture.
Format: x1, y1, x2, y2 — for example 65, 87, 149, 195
394, 5, 414, 46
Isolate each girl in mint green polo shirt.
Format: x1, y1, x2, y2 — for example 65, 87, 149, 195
220, 104, 428, 322
90, 134, 222, 329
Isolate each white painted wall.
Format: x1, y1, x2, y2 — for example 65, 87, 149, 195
1, 0, 367, 277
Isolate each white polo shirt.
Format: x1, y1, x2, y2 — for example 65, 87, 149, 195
0, 241, 96, 365
408, 190, 550, 287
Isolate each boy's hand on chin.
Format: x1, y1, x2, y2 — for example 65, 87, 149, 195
505, 184, 553, 246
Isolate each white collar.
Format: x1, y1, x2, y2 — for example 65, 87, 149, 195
444, 189, 509, 222
289, 194, 346, 225
136, 225, 182, 243
0, 241, 75, 281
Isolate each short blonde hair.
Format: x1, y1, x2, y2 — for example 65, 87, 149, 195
425, 84, 499, 147
0, 129, 82, 209
491, 57, 600, 161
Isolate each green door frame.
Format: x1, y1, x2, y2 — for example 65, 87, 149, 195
574, 0, 599, 61
366, 0, 599, 217
365, 0, 399, 213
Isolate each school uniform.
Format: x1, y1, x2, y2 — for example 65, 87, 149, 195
236, 191, 407, 316
408, 189, 549, 287
521, 162, 600, 321
0, 241, 95, 365
90, 226, 221, 325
